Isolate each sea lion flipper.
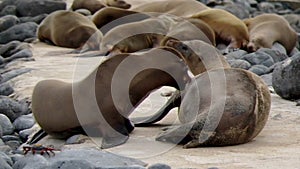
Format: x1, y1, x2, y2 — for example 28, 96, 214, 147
131, 90, 181, 127
101, 134, 129, 149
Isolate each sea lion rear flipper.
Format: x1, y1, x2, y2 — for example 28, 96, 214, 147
131, 90, 181, 127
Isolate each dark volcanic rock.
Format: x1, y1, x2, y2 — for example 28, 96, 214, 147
4, 49, 33, 63
0, 41, 21, 58
228, 59, 251, 70
216, 4, 250, 19
13, 114, 35, 132
0, 82, 14, 96
225, 50, 248, 60
242, 51, 275, 67
249, 64, 269, 75
0, 96, 30, 121
0, 5, 17, 16
272, 53, 300, 100
0, 114, 14, 135
148, 163, 171, 169
0, 0, 16, 11
0, 22, 38, 44
0, 68, 32, 83
16, 0, 66, 17
0, 15, 19, 32
12, 155, 49, 169
257, 48, 288, 63
19, 14, 48, 24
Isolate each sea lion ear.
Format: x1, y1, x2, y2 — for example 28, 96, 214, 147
101, 134, 129, 149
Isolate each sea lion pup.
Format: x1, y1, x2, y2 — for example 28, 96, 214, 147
37, 10, 102, 50
160, 18, 216, 47
243, 13, 298, 54
71, 0, 131, 14
132, 0, 209, 17
31, 47, 190, 149
92, 7, 151, 34
156, 68, 271, 148
100, 16, 174, 55
190, 8, 249, 50
132, 40, 230, 125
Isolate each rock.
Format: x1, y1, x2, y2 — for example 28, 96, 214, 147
0, 139, 4, 146
0, 15, 19, 32
217, 4, 250, 19
9, 154, 23, 164
4, 49, 33, 63
296, 100, 300, 106
261, 73, 273, 86
0, 0, 16, 11
258, 2, 275, 13
12, 155, 49, 169
225, 49, 248, 60
271, 42, 287, 55
0, 158, 12, 169
257, 48, 288, 63
0, 145, 12, 153
6, 42, 31, 57
0, 5, 17, 16
46, 160, 94, 169
0, 114, 14, 135
0, 22, 38, 44
1, 135, 20, 142
0, 68, 32, 83
5, 140, 21, 150
13, 114, 35, 132
0, 96, 30, 121
242, 51, 275, 67
48, 149, 146, 168
283, 14, 300, 33
272, 54, 300, 100
18, 128, 35, 143
75, 9, 92, 16
19, 14, 48, 24
249, 64, 269, 75
16, 0, 66, 17
0, 41, 21, 58
148, 163, 171, 169
0, 152, 13, 166
227, 59, 251, 70
0, 82, 14, 96
66, 134, 88, 144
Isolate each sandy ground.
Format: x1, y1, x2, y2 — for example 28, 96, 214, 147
6, 0, 300, 168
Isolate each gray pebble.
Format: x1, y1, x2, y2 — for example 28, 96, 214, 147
148, 163, 171, 169
225, 49, 248, 60
19, 14, 48, 24
271, 42, 287, 55
242, 51, 274, 67
0, 40, 21, 58
0, 96, 30, 121
257, 48, 288, 63
19, 128, 35, 143
0, 5, 17, 17
1, 135, 20, 142
258, 2, 275, 13
66, 134, 87, 145
46, 159, 94, 169
0, 82, 14, 96
227, 59, 251, 70
0, 15, 19, 32
0, 0, 16, 11
0, 151, 13, 166
4, 48, 33, 63
0, 67, 32, 84
0, 157, 12, 169
0, 139, 4, 146
9, 154, 23, 164
0, 114, 14, 135
260, 73, 272, 86
0, 145, 12, 153
5, 140, 21, 150
13, 114, 35, 132
95, 166, 146, 169
248, 64, 269, 75
12, 155, 49, 169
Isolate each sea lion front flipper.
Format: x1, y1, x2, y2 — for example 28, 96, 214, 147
131, 90, 182, 127
155, 123, 193, 145
101, 134, 129, 149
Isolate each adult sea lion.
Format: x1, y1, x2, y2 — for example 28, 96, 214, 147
71, 0, 131, 14
243, 13, 298, 54
132, 0, 209, 17
37, 10, 102, 50
156, 68, 271, 148
191, 8, 249, 50
31, 47, 190, 149
92, 7, 151, 34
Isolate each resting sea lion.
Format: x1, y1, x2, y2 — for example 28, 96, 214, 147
71, 0, 131, 14
191, 8, 249, 50
243, 13, 298, 54
92, 7, 151, 34
132, 40, 230, 125
37, 10, 102, 50
31, 47, 190, 149
156, 68, 271, 148
132, 0, 209, 17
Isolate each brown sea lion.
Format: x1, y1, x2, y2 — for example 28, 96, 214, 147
132, 0, 209, 17
92, 7, 151, 34
156, 68, 271, 148
243, 13, 298, 54
31, 47, 190, 149
132, 40, 230, 125
37, 10, 102, 50
191, 8, 249, 50
100, 16, 174, 55
71, 0, 131, 14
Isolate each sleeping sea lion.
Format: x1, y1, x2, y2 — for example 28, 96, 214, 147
31, 47, 190, 149
37, 10, 102, 50
191, 8, 249, 50
71, 0, 131, 14
243, 13, 298, 54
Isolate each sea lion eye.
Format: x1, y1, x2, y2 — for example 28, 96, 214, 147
181, 44, 188, 51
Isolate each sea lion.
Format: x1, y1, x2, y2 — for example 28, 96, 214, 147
31, 47, 190, 149
71, 0, 131, 14
243, 13, 298, 54
132, 0, 209, 17
156, 68, 271, 148
100, 16, 174, 55
191, 8, 249, 50
37, 10, 102, 50
132, 40, 230, 125
92, 7, 151, 34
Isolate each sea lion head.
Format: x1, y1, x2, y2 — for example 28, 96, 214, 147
106, 0, 131, 9
247, 36, 265, 52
